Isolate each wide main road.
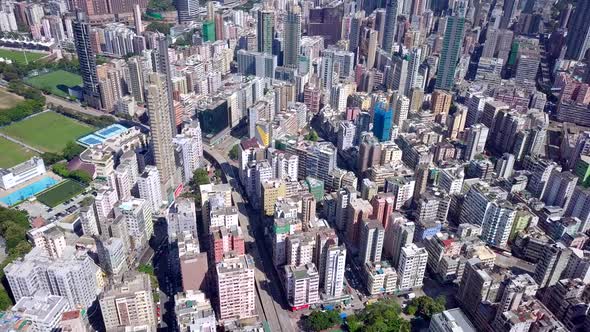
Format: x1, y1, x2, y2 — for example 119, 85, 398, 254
203, 145, 294, 332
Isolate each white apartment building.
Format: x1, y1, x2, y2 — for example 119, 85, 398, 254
11, 292, 70, 332
364, 261, 397, 295
438, 167, 465, 195
337, 121, 356, 151
215, 254, 256, 321
173, 120, 204, 183
167, 197, 198, 239
397, 243, 428, 290
209, 206, 239, 230
116, 198, 153, 249
4, 246, 100, 309
114, 162, 135, 201
323, 245, 346, 298
138, 165, 163, 213
94, 187, 119, 223
97, 237, 128, 275
284, 263, 320, 310
27, 223, 66, 259
79, 205, 100, 236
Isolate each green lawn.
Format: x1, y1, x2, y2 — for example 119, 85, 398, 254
0, 137, 36, 168
36, 179, 86, 207
0, 88, 23, 110
0, 111, 94, 153
25, 70, 82, 98
0, 48, 46, 65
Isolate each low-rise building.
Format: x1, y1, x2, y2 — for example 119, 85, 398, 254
0, 157, 46, 190
363, 261, 397, 295
175, 290, 216, 332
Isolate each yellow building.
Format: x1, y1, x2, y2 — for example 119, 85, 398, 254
262, 179, 286, 216
431, 89, 453, 115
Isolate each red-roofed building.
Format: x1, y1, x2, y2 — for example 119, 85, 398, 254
30, 216, 47, 229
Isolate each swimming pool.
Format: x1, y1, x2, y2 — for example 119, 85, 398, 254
0, 176, 59, 206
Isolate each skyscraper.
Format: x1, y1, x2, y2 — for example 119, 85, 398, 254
73, 12, 101, 109
323, 245, 346, 298
283, 6, 301, 67
145, 73, 177, 195
464, 124, 489, 161
257, 10, 274, 54
565, 1, 590, 61
127, 56, 144, 103
155, 33, 176, 135
177, 0, 199, 24
435, 11, 465, 91
382, 0, 398, 53
372, 103, 394, 141
348, 11, 364, 55
133, 4, 143, 34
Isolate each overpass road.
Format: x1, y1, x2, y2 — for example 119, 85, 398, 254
203, 145, 295, 332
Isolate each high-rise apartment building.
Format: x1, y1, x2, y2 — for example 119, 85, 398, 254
565, 1, 590, 60
138, 165, 162, 213
323, 245, 346, 298
146, 72, 177, 195
464, 124, 489, 161
4, 246, 99, 309
115, 198, 153, 250
177, 0, 199, 23
73, 12, 101, 109
435, 11, 465, 91
257, 10, 274, 54
96, 236, 128, 276
397, 243, 428, 290
382, 0, 398, 53
533, 243, 572, 288
360, 220, 385, 264
541, 171, 578, 208
283, 6, 301, 67
284, 263, 320, 310
99, 272, 157, 330
337, 121, 356, 151
215, 254, 256, 321
173, 120, 204, 183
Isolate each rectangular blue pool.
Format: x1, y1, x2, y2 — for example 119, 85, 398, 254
0, 176, 59, 206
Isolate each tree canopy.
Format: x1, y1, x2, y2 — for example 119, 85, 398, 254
228, 144, 239, 160
405, 295, 446, 319
0, 207, 32, 310
305, 309, 342, 331
148, 0, 175, 12
347, 298, 410, 332
188, 168, 211, 206
305, 129, 319, 142
146, 22, 173, 35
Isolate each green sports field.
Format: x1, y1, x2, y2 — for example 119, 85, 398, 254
36, 179, 86, 207
0, 137, 36, 168
0, 111, 94, 153
0, 48, 46, 65
25, 70, 83, 98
